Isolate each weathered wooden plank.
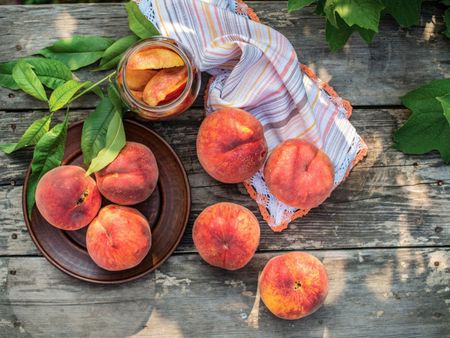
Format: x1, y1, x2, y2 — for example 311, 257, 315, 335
0, 248, 449, 338
0, 2, 448, 110
0, 107, 449, 255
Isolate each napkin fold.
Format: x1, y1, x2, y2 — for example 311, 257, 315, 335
137, 0, 368, 231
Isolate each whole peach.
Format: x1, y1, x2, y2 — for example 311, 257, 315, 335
35, 165, 102, 230
95, 142, 159, 205
264, 139, 334, 209
86, 205, 151, 271
259, 252, 328, 320
196, 108, 267, 183
193, 202, 260, 270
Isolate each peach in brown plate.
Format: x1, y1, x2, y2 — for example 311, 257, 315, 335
22, 120, 190, 284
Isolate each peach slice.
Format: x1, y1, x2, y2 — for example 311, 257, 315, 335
127, 47, 184, 70
143, 66, 187, 106
130, 89, 143, 101
125, 69, 157, 91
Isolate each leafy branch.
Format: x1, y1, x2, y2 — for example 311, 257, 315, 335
0, 1, 158, 213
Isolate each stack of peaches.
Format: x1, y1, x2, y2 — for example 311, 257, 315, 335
193, 107, 333, 320
120, 47, 187, 106
35, 142, 158, 271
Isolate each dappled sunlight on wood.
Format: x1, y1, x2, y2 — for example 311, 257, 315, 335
322, 255, 345, 305
133, 309, 184, 338
365, 262, 392, 301
422, 16, 437, 41
54, 10, 76, 38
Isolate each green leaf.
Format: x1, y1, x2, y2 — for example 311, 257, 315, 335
36, 36, 114, 71
0, 58, 73, 91
27, 114, 68, 217
49, 80, 89, 112
288, 0, 317, 12
125, 1, 159, 39
357, 26, 376, 43
401, 79, 450, 113
97, 35, 140, 71
393, 110, 450, 163
436, 93, 450, 126
324, 0, 384, 32
85, 110, 126, 176
314, 0, 326, 15
0, 114, 52, 154
107, 82, 124, 116
442, 0, 450, 6
382, 0, 422, 28
444, 8, 450, 39
81, 97, 116, 165
325, 16, 354, 51
12, 61, 48, 102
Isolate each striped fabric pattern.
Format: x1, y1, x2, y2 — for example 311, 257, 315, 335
138, 0, 367, 231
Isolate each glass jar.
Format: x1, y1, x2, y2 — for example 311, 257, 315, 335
116, 36, 201, 120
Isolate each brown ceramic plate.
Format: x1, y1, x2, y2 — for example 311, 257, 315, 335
22, 119, 190, 284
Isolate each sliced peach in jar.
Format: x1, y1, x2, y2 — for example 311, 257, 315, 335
125, 69, 157, 91
130, 89, 143, 101
127, 47, 184, 70
143, 66, 188, 106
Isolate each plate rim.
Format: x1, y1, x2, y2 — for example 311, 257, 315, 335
22, 118, 191, 284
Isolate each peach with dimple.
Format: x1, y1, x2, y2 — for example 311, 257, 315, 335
264, 139, 334, 209
86, 205, 151, 271
143, 66, 187, 106
35, 165, 102, 231
95, 142, 159, 205
196, 108, 267, 183
127, 47, 184, 70
259, 252, 328, 320
192, 202, 260, 270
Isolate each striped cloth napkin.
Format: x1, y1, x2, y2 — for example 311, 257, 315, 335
137, 0, 368, 232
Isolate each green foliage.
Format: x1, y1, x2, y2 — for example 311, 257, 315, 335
393, 80, 450, 163
12, 61, 48, 102
36, 36, 115, 70
97, 35, 140, 71
288, 0, 424, 50
126, 1, 159, 39
27, 114, 68, 217
444, 8, 450, 38
48, 80, 89, 112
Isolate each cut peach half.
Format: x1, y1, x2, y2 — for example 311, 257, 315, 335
125, 69, 157, 91
143, 66, 188, 106
130, 89, 143, 101
127, 47, 184, 70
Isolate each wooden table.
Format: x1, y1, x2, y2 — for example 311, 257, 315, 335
0, 2, 449, 337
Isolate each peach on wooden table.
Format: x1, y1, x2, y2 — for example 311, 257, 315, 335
259, 252, 328, 320
196, 108, 267, 183
127, 47, 184, 70
143, 66, 188, 106
35, 165, 102, 231
86, 205, 152, 271
264, 139, 334, 209
95, 142, 159, 205
193, 202, 260, 270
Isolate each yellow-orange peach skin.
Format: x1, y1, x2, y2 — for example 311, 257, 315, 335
196, 108, 267, 183
95, 142, 159, 206
35, 165, 102, 231
86, 205, 151, 271
264, 139, 334, 209
127, 47, 184, 70
192, 202, 260, 270
259, 252, 328, 320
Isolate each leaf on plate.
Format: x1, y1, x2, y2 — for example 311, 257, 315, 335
81, 96, 116, 165
49, 80, 89, 112
125, 1, 159, 39
288, 0, 317, 12
0, 58, 73, 91
382, 0, 422, 28
85, 110, 126, 176
96, 35, 140, 71
36, 36, 114, 71
436, 93, 450, 126
0, 113, 52, 154
26, 114, 68, 217
12, 61, 48, 102
393, 79, 450, 163
324, 0, 384, 32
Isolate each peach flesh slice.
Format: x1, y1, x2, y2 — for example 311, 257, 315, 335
127, 47, 184, 70
143, 66, 188, 106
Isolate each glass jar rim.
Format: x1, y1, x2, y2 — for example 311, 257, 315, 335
118, 36, 194, 113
